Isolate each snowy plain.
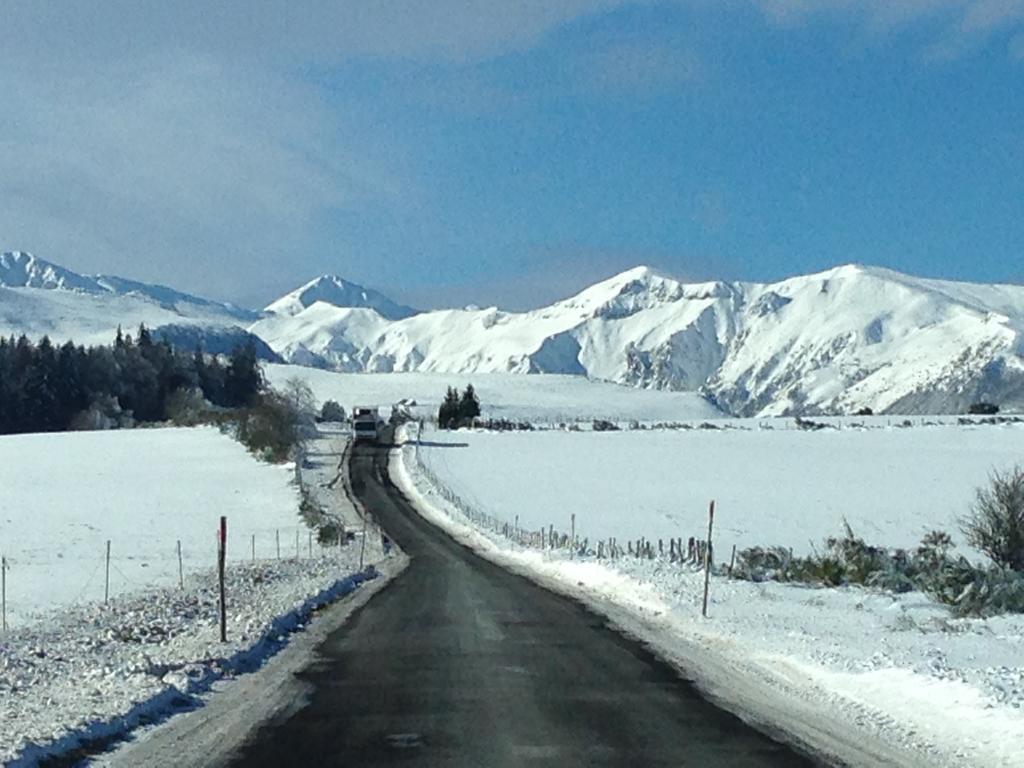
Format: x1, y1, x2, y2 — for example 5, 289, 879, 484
264, 363, 724, 423
0, 425, 381, 766
0, 428, 312, 628
398, 424, 1024, 768
414, 422, 1024, 555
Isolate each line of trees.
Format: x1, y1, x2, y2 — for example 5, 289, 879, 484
438, 384, 481, 429
0, 326, 262, 435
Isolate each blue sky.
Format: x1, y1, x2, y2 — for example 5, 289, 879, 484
3, 1, 1024, 309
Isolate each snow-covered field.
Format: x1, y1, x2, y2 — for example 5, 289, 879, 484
413, 422, 1024, 555
0, 428, 318, 628
265, 363, 723, 423
0, 425, 382, 765
398, 424, 1024, 767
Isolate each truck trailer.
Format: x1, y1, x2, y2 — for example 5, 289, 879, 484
352, 406, 382, 443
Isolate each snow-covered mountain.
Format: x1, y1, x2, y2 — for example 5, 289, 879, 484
5, 249, 1023, 415
264, 274, 417, 320
0, 251, 261, 350
251, 264, 1024, 416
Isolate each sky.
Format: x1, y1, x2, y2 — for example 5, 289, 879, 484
3, 1, 1024, 310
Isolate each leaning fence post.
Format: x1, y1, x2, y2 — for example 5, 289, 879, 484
218, 516, 227, 642
728, 544, 736, 577
702, 501, 715, 618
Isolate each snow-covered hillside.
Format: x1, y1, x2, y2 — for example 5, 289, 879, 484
253, 264, 1024, 416
0, 251, 260, 349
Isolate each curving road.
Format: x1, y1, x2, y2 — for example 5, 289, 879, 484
226, 437, 818, 767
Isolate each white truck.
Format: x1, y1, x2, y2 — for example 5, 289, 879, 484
352, 406, 382, 443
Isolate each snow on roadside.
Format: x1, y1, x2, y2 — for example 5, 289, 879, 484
0, 556, 374, 766
0, 426, 380, 766
394, 426, 1024, 768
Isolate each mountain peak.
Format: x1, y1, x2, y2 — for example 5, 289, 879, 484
0, 251, 103, 293
264, 274, 418, 320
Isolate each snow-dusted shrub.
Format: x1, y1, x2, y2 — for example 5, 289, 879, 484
68, 395, 134, 431
592, 419, 619, 431
235, 391, 302, 463
732, 522, 1024, 615
318, 399, 346, 423
165, 387, 211, 426
950, 569, 1024, 616
731, 546, 791, 581
960, 466, 1024, 572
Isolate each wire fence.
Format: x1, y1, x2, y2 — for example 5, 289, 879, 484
411, 432, 720, 572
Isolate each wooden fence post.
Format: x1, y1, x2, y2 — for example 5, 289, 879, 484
702, 501, 715, 618
177, 540, 184, 589
276, 529, 281, 559
104, 540, 111, 604
1, 555, 6, 632
251, 534, 256, 563
218, 516, 227, 642
570, 514, 576, 558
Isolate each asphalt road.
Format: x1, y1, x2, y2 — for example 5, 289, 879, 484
226, 437, 818, 767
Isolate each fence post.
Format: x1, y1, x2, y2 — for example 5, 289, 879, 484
104, 540, 111, 604
276, 529, 280, 559
359, 515, 368, 570
570, 514, 576, 559
177, 540, 184, 589
728, 544, 736, 577
251, 534, 256, 563
308, 531, 313, 559
295, 529, 299, 558
702, 501, 715, 618
218, 516, 227, 642
1, 555, 6, 632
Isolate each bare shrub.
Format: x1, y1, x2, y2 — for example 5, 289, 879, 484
961, 466, 1024, 572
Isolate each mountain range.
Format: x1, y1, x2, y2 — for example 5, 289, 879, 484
3, 250, 1023, 416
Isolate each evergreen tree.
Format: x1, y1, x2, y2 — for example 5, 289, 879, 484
224, 342, 263, 407
438, 386, 461, 429
458, 384, 481, 424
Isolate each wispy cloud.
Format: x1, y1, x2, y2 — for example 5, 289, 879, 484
0, 2, 633, 303
752, 0, 1024, 58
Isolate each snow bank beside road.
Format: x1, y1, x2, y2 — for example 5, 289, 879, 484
0, 556, 376, 766
397, 427, 1024, 768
